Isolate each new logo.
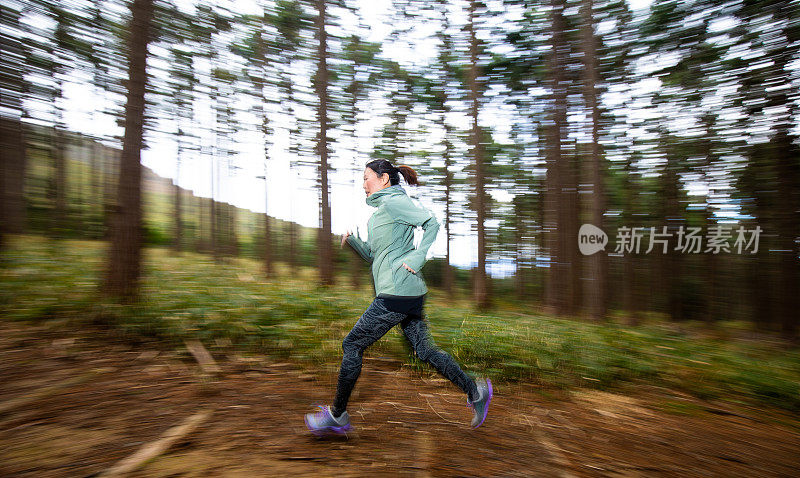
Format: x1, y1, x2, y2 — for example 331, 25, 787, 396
578, 224, 608, 256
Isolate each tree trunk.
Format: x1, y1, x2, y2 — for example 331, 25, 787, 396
703, 223, 718, 324
288, 220, 297, 273
173, 139, 183, 252
0, 115, 25, 246
548, 0, 575, 316
0, 117, 7, 250
53, 125, 67, 235
543, 123, 558, 313
102, 0, 154, 301
0, 118, 5, 249
621, 159, 640, 326
0, 2, 27, 243
749, 247, 772, 330
700, 119, 717, 325
262, 166, 272, 277
662, 150, 683, 321
102, 147, 116, 239
444, 163, 454, 298
514, 200, 525, 300
315, 0, 333, 285
581, 0, 607, 321
467, 0, 488, 309
775, 128, 799, 340
263, 213, 273, 277
201, 197, 210, 253
230, 202, 238, 257
90, 141, 102, 237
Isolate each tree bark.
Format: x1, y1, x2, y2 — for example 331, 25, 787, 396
548, 0, 577, 316
543, 122, 558, 313
581, 0, 607, 320
229, 202, 238, 257
0, 3, 27, 242
263, 212, 273, 277
621, 159, 640, 326
103, 0, 154, 301
211, 158, 218, 261
775, 128, 799, 340
54, 126, 67, 236
661, 148, 683, 321
315, 0, 333, 285
467, 0, 488, 309
514, 200, 525, 300
0, 114, 25, 246
444, 162, 454, 298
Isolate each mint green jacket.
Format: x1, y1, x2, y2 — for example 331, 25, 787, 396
346, 185, 439, 298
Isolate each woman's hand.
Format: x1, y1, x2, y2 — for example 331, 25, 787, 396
341, 231, 352, 248
402, 262, 417, 274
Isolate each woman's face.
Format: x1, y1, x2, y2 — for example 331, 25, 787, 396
363, 167, 390, 197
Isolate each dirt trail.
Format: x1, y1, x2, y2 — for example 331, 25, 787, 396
1, 321, 798, 477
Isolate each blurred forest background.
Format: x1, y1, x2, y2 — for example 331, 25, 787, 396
1, 0, 798, 342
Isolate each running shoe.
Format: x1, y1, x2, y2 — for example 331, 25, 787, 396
467, 378, 493, 429
304, 405, 352, 436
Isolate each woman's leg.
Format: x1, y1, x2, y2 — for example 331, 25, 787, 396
400, 315, 479, 401
332, 299, 406, 416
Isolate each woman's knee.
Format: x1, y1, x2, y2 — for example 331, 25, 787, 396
342, 334, 361, 355
414, 343, 440, 363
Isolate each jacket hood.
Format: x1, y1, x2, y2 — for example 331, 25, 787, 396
366, 184, 406, 207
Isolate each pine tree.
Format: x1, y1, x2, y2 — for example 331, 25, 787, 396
103, 0, 155, 301
0, 0, 27, 248
314, 0, 334, 285
467, 0, 490, 309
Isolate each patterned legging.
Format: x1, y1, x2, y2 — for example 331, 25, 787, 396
332, 298, 478, 415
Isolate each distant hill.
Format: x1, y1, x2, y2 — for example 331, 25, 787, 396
22, 123, 318, 249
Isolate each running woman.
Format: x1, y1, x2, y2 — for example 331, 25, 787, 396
304, 159, 492, 436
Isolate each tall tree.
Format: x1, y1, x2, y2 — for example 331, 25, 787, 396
546, 0, 580, 316
741, 1, 800, 340
581, 0, 607, 320
502, 0, 553, 305
103, 0, 155, 300
659, 134, 687, 321
314, 0, 334, 285
467, 0, 489, 309
0, 0, 27, 249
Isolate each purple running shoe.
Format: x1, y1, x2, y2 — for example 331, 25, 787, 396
467, 378, 493, 429
304, 405, 352, 437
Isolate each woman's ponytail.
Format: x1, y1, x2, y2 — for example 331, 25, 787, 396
365, 159, 420, 186
396, 165, 419, 186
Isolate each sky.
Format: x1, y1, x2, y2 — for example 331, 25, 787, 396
56, 0, 656, 273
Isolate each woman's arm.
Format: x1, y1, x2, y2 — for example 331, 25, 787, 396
346, 230, 373, 263
386, 198, 440, 273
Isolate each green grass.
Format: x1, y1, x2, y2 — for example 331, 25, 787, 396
2, 235, 800, 412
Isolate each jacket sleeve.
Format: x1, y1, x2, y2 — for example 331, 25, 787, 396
386, 197, 439, 273
346, 231, 373, 263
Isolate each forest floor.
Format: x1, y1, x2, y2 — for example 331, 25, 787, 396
1, 320, 799, 478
